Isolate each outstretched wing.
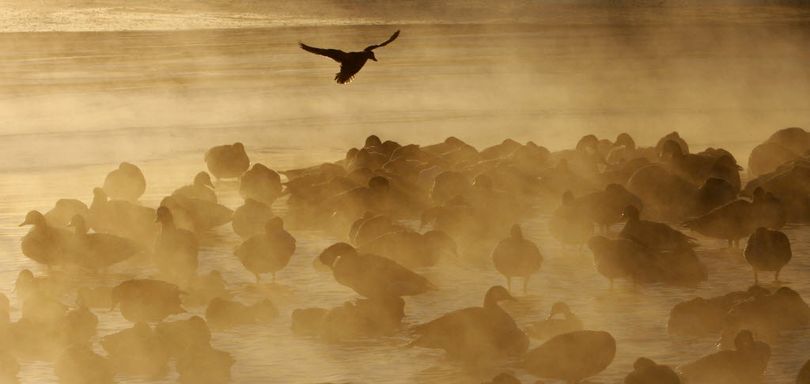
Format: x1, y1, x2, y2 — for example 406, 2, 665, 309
299, 43, 347, 63
335, 59, 366, 84
364, 30, 400, 51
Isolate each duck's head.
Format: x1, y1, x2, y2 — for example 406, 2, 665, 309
194, 171, 214, 188
615, 133, 636, 150
264, 217, 284, 234
633, 357, 656, 371
233, 142, 245, 153
67, 214, 89, 234
484, 285, 516, 307
365, 51, 378, 62
622, 205, 641, 221
19, 210, 46, 227
365, 135, 382, 148
549, 301, 573, 319
510, 224, 523, 239
156, 206, 174, 224
14, 269, 35, 292
318, 242, 357, 268
119, 161, 139, 172
91, 187, 108, 205
734, 329, 756, 351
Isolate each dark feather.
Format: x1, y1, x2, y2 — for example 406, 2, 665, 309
364, 30, 401, 51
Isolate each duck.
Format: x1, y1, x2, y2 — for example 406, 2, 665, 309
234, 217, 296, 283
66, 214, 140, 270
88, 187, 157, 245
526, 302, 584, 340
720, 287, 810, 349
102, 162, 146, 202
318, 242, 436, 299
205, 142, 250, 179
409, 286, 528, 361
683, 198, 755, 248
620, 205, 696, 252
111, 279, 184, 323
54, 345, 114, 384
678, 330, 770, 384
205, 298, 278, 329
19, 210, 71, 267
55, 303, 98, 347
291, 296, 405, 341
745, 227, 791, 283
240, 163, 283, 205
162, 194, 233, 233
101, 322, 170, 378
548, 191, 594, 250
587, 236, 650, 287
44, 199, 89, 227
232, 198, 275, 239
358, 229, 457, 268
349, 213, 405, 246
694, 177, 737, 215
154, 316, 212, 358
173, 171, 217, 202
430, 170, 472, 204
175, 344, 235, 384
299, 30, 400, 84
14, 268, 63, 303
668, 286, 770, 337
154, 206, 199, 285
492, 225, 543, 293
523, 330, 616, 384
624, 357, 681, 384
626, 164, 698, 221
19, 288, 68, 325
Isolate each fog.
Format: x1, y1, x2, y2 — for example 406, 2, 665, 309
0, 1, 809, 384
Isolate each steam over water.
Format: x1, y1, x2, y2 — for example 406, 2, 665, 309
1, 2, 809, 383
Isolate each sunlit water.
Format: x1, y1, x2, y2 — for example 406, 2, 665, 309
1, 6, 809, 383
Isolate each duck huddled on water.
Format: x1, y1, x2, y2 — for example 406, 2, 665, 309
409, 286, 528, 362
111, 279, 184, 323
668, 286, 769, 337
67, 214, 140, 270
318, 242, 436, 299
173, 171, 217, 202
205, 142, 250, 180
624, 357, 681, 384
240, 163, 283, 205
720, 287, 810, 349
89, 187, 157, 245
101, 322, 170, 378
523, 330, 616, 384
102, 162, 146, 202
679, 330, 770, 384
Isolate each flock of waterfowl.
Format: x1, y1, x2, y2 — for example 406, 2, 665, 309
5, 126, 810, 383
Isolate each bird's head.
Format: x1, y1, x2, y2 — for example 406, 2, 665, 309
367, 51, 378, 62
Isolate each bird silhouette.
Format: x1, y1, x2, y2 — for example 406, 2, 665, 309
300, 30, 400, 84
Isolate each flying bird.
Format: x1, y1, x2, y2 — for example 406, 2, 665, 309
300, 30, 400, 84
